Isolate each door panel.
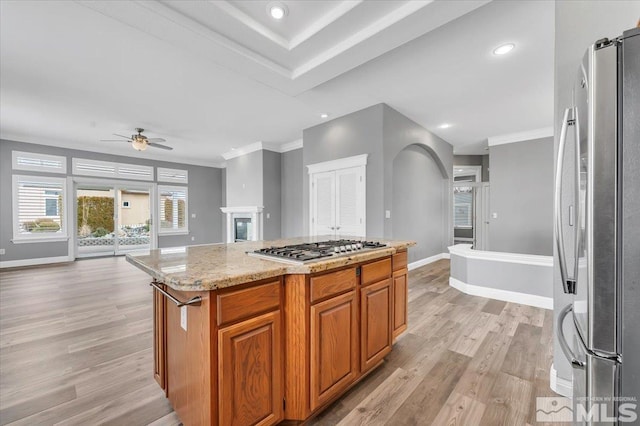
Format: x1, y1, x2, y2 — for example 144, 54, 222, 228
335, 167, 365, 236
76, 185, 116, 257
361, 279, 392, 372
311, 172, 335, 237
219, 311, 283, 426
392, 270, 408, 340
310, 291, 358, 411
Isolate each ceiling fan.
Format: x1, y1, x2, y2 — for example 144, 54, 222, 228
101, 128, 173, 151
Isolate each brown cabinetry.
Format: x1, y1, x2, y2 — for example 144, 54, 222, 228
219, 310, 283, 426
310, 290, 359, 411
392, 250, 409, 342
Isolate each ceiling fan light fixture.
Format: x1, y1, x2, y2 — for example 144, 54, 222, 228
132, 136, 148, 151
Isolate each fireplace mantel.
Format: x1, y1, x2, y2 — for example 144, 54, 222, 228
220, 206, 264, 243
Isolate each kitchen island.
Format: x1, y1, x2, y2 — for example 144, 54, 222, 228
126, 236, 415, 426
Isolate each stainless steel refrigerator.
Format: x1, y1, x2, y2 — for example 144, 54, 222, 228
555, 27, 640, 425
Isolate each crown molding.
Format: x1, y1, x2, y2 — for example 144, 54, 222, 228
222, 139, 303, 160
279, 139, 303, 153
487, 127, 554, 147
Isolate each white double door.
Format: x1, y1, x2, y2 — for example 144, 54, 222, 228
311, 166, 365, 237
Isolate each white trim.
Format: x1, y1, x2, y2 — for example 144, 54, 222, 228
550, 364, 573, 397
448, 244, 553, 267
279, 139, 303, 153
449, 277, 553, 310
487, 127, 554, 147
307, 154, 368, 175
408, 252, 448, 271
221, 206, 264, 214
0, 255, 72, 269
12, 151, 67, 174
221, 140, 303, 160
11, 237, 69, 244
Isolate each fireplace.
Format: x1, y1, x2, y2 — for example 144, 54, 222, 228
220, 206, 263, 243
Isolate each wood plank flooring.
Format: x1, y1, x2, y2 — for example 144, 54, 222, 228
0, 257, 566, 425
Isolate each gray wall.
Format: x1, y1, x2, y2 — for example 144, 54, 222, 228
225, 149, 263, 207
0, 139, 223, 262
280, 148, 303, 238
453, 154, 490, 182
302, 103, 454, 261
392, 145, 445, 262
262, 150, 281, 240
382, 104, 453, 255
303, 104, 385, 237
488, 137, 554, 256
553, 1, 640, 387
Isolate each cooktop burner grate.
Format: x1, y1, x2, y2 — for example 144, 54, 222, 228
248, 240, 387, 264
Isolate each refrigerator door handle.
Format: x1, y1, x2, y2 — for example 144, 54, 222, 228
557, 304, 585, 368
554, 107, 577, 294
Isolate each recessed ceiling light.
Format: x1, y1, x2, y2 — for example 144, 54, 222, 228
439, 123, 451, 129
493, 43, 515, 55
320, 113, 329, 119
268, 2, 288, 20
231, 147, 237, 151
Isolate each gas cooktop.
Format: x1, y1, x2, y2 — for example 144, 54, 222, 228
248, 239, 388, 264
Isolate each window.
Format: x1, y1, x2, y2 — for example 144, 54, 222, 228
157, 167, 188, 184
12, 151, 67, 174
158, 186, 188, 234
453, 188, 473, 228
72, 158, 154, 181
13, 175, 67, 241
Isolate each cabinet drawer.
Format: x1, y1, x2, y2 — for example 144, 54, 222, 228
310, 268, 356, 303
392, 250, 407, 271
217, 280, 281, 326
361, 258, 392, 286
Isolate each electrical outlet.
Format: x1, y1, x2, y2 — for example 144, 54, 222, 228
191, 213, 196, 219
0, 248, 5, 255
191, 236, 195, 241
266, 213, 270, 219
492, 212, 498, 219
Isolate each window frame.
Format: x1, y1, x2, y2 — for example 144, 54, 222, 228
12, 174, 69, 243
157, 185, 189, 235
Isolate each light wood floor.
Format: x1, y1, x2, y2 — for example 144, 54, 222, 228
0, 257, 564, 425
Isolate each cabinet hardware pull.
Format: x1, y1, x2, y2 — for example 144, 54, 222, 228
150, 281, 202, 307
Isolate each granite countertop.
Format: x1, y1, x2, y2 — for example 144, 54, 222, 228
126, 236, 416, 291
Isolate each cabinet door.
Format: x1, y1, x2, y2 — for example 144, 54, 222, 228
392, 269, 408, 341
152, 286, 166, 393
361, 279, 392, 373
310, 291, 358, 411
219, 311, 283, 426
335, 167, 365, 237
311, 171, 336, 236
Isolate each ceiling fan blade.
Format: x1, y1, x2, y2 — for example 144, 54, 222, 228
113, 133, 131, 139
101, 139, 131, 142
146, 138, 166, 143
148, 142, 173, 150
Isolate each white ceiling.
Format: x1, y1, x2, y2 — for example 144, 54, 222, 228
0, 0, 554, 165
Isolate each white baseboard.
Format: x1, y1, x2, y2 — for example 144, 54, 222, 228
550, 364, 573, 397
408, 252, 449, 271
0, 255, 72, 269
449, 277, 553, 310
